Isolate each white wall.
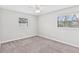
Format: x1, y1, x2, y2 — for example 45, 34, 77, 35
0, 8, 37, 43
38, 6, 79, 47
0, 9, 2, 43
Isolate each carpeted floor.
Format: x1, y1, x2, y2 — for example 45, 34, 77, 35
1, 36, 79, 53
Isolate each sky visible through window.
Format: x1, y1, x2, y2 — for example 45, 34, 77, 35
58, 15, 77, 21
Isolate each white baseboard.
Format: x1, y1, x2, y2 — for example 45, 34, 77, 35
1, 35, 36, 44
38, 34, 79, 48
2, 34, 79, 48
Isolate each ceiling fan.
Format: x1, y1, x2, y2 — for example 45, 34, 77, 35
31, 5, 40, 13
35, 5, 40, 13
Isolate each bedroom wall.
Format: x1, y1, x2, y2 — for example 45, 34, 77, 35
38, 6, 79, 47
0, 11, 2, 43
0, 8, 37, 43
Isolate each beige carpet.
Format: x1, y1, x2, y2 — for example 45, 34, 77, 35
1, 36, 79, 53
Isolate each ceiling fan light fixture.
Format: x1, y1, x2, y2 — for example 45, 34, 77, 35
35, 9, 40, 13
